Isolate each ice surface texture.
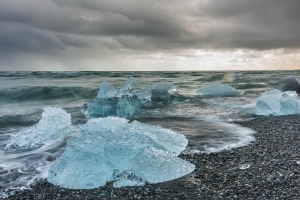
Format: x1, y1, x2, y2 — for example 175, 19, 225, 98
6, 107, 71, 150
255, 89, 300, 116
82, 77, 140, 118
195, 84, 242, 97
133, 83, 178, 105
47, 117, 195, 189
275, 76, 300, 93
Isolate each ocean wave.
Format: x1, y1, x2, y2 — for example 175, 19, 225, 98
0, 86, 97, 102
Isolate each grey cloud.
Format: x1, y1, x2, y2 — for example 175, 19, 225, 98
0, 0, 300, 68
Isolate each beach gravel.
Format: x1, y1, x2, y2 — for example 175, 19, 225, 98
6, 115, 300, 199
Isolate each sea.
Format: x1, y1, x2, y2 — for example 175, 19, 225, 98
0, 70, 298, 197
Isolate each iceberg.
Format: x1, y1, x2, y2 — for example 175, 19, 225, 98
133, 83, 178, 105
254, 89, 300, 116
5, 107, 71, 150
47, 117, 195, 189
274, 76, 300, 93
82, 77, 140, 118
195, 84, 242, 97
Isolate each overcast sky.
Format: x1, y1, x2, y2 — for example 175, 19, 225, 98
0, 0, 300, 71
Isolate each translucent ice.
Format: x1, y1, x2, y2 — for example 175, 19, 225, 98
82, 77, 140, 118
116, 77, 135, 97
275, 76, 300, 93
47, 117, 194, 189
195, 84, 242, 97
254, 89, 300, 116
6, 107, 71, 150
96, 81, 117, 98
82, 96, 140, 118
133, 83, 178, 105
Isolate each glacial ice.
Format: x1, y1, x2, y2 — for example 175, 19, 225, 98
195, 84, 242, 97
133, 83, 178, 105
82, 77, 140, 118
6, 107, 72, 150
47, 117, 195, 189
96, 81, 117, 98
254, 89, 300, 116
275, 76, 300, 93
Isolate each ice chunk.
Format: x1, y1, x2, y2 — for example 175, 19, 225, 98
275, 76, 300, 93
6, 107, 71, 150
254, 89, 300, 116
96, 81, 117, 98
83, 77, 140, 118
47, 117, 194, 189
116, 77, 135, 97
133, 83, 178, 105
195, 84, 242, 97
81, 96, 140, 118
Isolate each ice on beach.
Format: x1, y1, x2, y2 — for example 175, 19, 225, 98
96, 81, 117, 98
82, 96, 140, 118
275, 76, 300, 93
254, 89, 300, 116
133, 83, 178, 105
5, 107, 71, 150
47, 117, 195, 189
82, 77, 140, 118
195, 84, 242, 97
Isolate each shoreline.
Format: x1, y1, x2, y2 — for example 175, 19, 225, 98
7, 115, 300, 199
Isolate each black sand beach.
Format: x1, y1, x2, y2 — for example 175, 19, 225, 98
7, 115, 300, 199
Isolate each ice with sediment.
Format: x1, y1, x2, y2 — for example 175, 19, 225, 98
275, 76, 300, 93
195, 84, 243, 97
47, 117, 195, 189
5, 107, 72, 150
82, 77, 140, 118
254, 89, 300, 116
133, 83, 178, 105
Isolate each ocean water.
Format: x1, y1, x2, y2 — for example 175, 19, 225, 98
0, 70, 298, 196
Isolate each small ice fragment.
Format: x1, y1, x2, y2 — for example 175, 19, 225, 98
195, 84, 242, 97
6, 107, 72, 150
275, 76, 300, 93
133, 83, 178, 105
254, 89, 300, 116
239, 163, 251, 169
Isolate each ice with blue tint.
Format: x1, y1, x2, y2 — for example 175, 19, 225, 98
195, 84, 243, 97
82, 77, 140, 118
254, 89, 300, 116
5, 107, 71, 150
275, 76, 300, 93
47, 117, 194, 189
133, 83, 178, 105
96, 81, 117, 98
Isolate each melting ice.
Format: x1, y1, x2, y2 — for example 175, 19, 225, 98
255, 89, 300, 116
275, 76, 300, 93
5, 107, 72, 150
82, 77, 140, 118
133, 83, 178, 105
47, 117, 195, 189
195, 84, 243, 97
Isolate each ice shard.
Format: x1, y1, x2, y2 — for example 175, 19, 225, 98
6, 107, 72, 150
195, 84, 243, 97
47, 117, 194, 189
254, 89, 300, 116
274, 76, 300, 93
82, 77, 140, 118
133, 83, 178, 105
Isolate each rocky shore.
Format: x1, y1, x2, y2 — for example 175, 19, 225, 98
6, 115, 300, 199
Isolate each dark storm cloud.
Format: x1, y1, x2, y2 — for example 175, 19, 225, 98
0, 0, 300, 62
